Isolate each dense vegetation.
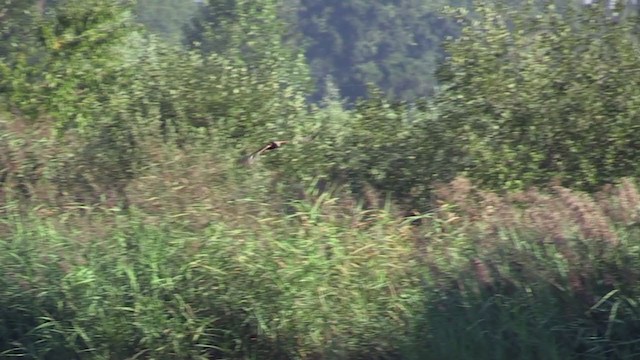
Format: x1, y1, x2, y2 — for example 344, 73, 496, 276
136, 0, 463, 102
2, 0, 640, 359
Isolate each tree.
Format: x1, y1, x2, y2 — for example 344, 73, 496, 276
0, 0, 48, 104
135, 0, 198, 43
0, 0, 152, 206
291, 0, 460, 102
436, 0, 640, 191
180, 0, 311, 147
0, 0, 48, 56
273, 80, 456, 212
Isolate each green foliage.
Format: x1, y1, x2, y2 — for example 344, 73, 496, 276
0, 0, 47, 106
159, 48, 308, 148
135, 0, 198, 43
184, 0, 304, 71
1, 0, 312, 201
292, 0, 459, 101
277, 82, 457, 211
0, 0, 44, 58
400, 180, 640, 359
436, 0, 640, 191
0, 202, 424, 359
34, 0, 141, 132
3, 173, 640, 359
407, 225, 640, 360
179, 0, 311, 146
4, 0, 640, 358
1, 0, 145, 133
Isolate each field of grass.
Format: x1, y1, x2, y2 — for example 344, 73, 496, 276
2, 136, 640, 359
3, 0, 640, 358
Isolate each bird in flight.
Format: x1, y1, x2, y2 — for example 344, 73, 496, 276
240, 140, 288, 165
239, 131, 320, 166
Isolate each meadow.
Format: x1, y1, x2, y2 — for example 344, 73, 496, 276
3, 1, 640, 358
2, 127, 640, 359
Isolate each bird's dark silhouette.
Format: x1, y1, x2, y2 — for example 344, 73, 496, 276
240, 140, 288, 165
239, 131, 320, 166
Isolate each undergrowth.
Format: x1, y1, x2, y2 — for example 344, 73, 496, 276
2, 127, 640, 359
0, 203, 423, 359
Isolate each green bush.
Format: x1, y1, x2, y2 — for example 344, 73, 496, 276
277, 85, 457, 212
436, 1, 640, 191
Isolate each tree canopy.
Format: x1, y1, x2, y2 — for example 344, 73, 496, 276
436, 0, 640, 191
292, 0, 459, 102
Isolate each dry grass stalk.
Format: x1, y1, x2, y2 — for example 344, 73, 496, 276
552, 186, 618, 246
596, 178, 640, 226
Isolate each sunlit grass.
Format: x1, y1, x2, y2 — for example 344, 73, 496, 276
2, 133, 640, 359
0, 199, 425, 359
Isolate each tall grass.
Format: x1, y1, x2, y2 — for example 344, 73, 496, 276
2, 123, 640, 359
404, 178, 640, 360
0, 200, 424, 359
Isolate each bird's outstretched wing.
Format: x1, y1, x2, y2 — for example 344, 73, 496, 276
239, 140, 288, 165
239, 130, 321, 166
